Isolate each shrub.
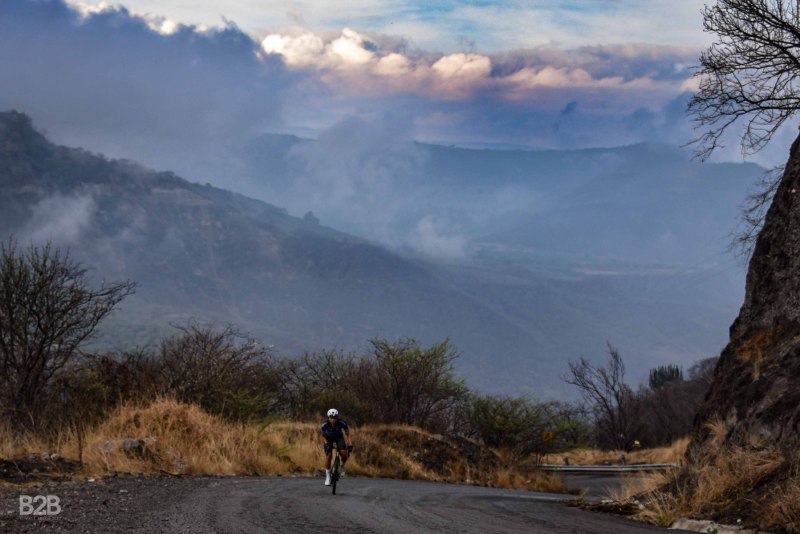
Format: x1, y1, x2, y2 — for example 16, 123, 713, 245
157, 323, 283, 421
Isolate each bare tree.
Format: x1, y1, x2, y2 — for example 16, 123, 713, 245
0, 239, 135, 428
564, 344, 637, 450
158, 323, 280, 419
689, 0, 800, 159
365, 338, 468, 429
278, 349, 368, 421
730, 164, 784, 259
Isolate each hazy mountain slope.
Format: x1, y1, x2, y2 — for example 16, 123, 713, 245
0, 111, 756, 396
0, 111, 540, 391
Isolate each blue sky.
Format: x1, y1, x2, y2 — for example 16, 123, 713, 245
66, 0, 711, 52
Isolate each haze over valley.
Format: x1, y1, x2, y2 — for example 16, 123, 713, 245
0, 110, 759, 396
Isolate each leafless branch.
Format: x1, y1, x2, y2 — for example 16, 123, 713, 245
689, 0, 800, 159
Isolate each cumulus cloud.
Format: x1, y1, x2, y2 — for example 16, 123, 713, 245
260, 31, 325, 67
260, 28, 378, 70
505, 66, 623, 89
374, 53, 412, 77
431, 53, 491, 80
260, 27, 693, 109
71, 0, 183, 34
329, 28, 376, 66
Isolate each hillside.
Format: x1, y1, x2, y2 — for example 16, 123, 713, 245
0, 111, 761, 395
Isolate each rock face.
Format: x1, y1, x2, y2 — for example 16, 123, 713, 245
691, 132, 800, 457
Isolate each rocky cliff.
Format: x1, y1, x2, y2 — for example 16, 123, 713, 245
692, 132, 800, 455
681, 133, 800, 529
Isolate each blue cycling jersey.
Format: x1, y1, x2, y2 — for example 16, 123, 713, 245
321, 419, 350, 441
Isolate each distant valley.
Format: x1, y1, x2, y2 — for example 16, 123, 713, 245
0, 111, 760, 396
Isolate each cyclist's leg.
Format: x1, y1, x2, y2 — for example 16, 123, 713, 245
324, 440, 333, 485
337, 437, 348, 475
324, 440, 333, 469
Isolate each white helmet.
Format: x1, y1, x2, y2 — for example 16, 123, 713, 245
327, 408, 339, 418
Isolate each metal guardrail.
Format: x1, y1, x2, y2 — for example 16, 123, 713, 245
538, 463, 679, 474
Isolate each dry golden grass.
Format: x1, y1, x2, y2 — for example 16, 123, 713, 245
545, 437, 689, 466
763, 473, 800, 532
630, 420, 788, 531
72, 399, 305, 476
632, 449, 787, 530
551, 422, 794, 531
635, 486, 682, 528
351, 423, 564, 492
1, 399, 565, 494
0, 422, 50, 459
489, 467, 565, 493
687, 448, 782, 514
604, 471, 671, 503
677, 420, 781, 515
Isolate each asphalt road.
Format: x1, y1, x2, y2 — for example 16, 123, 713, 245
145, 476, 685, 534
1, 475, 691, 534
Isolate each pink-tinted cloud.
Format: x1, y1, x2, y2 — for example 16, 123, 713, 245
260, 28, 695, 107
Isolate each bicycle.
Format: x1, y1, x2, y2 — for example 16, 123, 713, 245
330, 442, 344, 495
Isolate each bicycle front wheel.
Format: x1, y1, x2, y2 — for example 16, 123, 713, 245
331, 455, 340, 495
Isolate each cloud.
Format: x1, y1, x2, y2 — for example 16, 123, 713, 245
374, 53, 412, 77
260, 27, 694, 107
1, 0, 741, 197
329, 28, 377, 66
71, 0, 183, 34
260, 31, 325, 67
0, 0, 296, 186
431, 53, 491, 79
411, 216, 468, 259
261, 27, 381, 71
24, 194, 96, 245
274, 115, 428, 240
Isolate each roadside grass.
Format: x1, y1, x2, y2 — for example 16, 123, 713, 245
604, 471, 672, 503
628, 420, 793, 532
545, 437, 689, 466
1, 398, 565, 493
764, 471, 800, 531
0, 422, 49, 459
551, 424, 797, 532
490, 465, 565, 493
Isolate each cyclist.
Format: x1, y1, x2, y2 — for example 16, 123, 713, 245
320, 408, 353, 486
